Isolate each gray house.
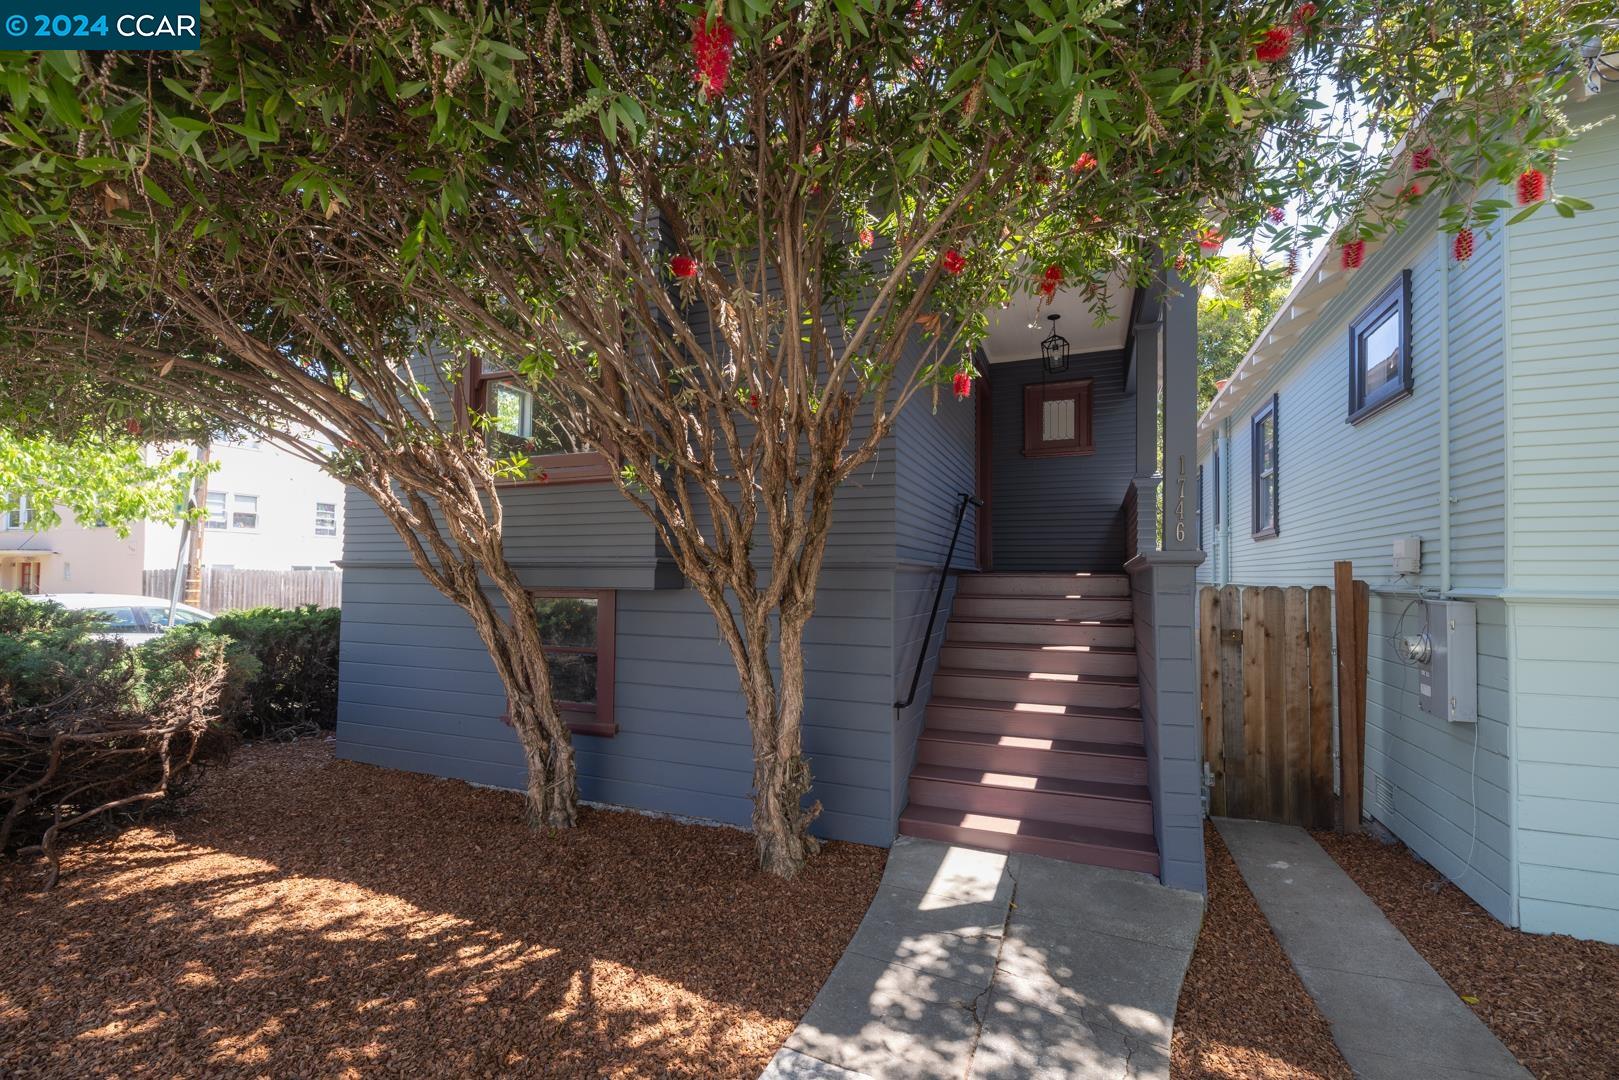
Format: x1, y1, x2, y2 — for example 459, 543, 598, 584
336, 268, 1209, 892
1196, 92, 1619, 943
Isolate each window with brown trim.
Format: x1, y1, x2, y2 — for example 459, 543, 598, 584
471, 359, 612, 485
1022, 378, 1094, 458
503, 589, 617, 737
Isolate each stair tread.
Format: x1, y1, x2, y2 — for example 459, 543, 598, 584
949, 615, 1135, 626
911, 763, 1149, 802
935, 666, 1138, 686
899, 803, 1158, 853
944, 641, 1136, 656
967, 571, 1128, 578
928, 695, 1142, 719
919, 728, 1147, 758
956, 592, 1132, 601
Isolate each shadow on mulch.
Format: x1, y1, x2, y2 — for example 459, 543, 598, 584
1171, 822, 1352, 1080
1316, 831, 1619, 1080
0, 739, 886, 1079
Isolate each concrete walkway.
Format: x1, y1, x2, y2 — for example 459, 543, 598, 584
760, 837, 1204, 1080
1216, 818, 1530, 1080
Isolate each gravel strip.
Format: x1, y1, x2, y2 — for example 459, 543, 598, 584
1171, 823, 1352, 1080
0, 739, 886, 1079
1315, 831, 1619, 1080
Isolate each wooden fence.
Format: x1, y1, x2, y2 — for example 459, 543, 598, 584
143, 567, 342, 612
1198, 563, 1369, 831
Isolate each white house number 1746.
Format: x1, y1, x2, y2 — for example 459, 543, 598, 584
1174, 455, 1186, 543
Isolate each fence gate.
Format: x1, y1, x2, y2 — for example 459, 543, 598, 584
1199, 584, 1336, 829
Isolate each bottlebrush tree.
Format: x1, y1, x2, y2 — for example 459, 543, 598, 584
0, 0, 1607, 874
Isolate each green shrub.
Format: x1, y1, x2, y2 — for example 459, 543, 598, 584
207, 606, 339, 739
1, 593, 236, 870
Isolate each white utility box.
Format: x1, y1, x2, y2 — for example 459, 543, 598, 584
1393, 535, 1422, 574
1411, 600, 1478, 724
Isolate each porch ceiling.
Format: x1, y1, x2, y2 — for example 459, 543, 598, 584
980, 278, 1133, 365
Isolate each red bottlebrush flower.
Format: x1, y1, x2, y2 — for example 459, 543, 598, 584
1403, 182, 1422, 199
671, 254, 699, 278
1199, 229, 1223, 250
1285, 247, 1300, 276
749, 391, 761, 410
691, 15, 735, 98
941, 248, 967, 275
1256, 26, 1294, 63
1412, 146, 1435, 171
1452, 228, 1474, 262
1267, 206, 1286, 224
1516, 168, 1546, 205
858, 227, 875, 248
124, 417, 142, 437
1340, 239, 1366, 269
953, 372, 973, 400
1070, 152, 1097, 174
1173, 254, 1189, 272
1292, 1, 1317, 23
1042, 263, 1063, 283
852, 91, 866, 109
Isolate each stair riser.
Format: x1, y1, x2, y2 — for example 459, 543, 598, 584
947, 621, 1135, 648
897, 815, 1159, 876
932, 673, 1140, 708
917, 738, 1149, 784
952, 596, 1133, 622
939, 644, 1137, 677
956, 575, 1131, 599
925, 705, 1144, 744
907, 778, 1153, 832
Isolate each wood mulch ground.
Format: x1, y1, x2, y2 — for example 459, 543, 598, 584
0, 739, 886, 1079
1316, 831, 1619, 1080
1171, 823, 1352, 1080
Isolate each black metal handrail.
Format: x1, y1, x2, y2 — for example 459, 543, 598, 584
896, 491, 983, 709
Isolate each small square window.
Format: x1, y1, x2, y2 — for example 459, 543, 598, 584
3, 494, 29, 531
314, 501, 338, 537
1022, 379, 1094, 458
231, 494, 259, 531
1251, 395, 1279, 539
1348, 270, 1413, 423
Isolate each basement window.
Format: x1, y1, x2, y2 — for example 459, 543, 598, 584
1022, 378, 1095, 458
503, 589, 617, 738
1348, 269, 1413, 423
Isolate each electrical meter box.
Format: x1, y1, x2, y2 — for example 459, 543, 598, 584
1418, 600, 1477, 724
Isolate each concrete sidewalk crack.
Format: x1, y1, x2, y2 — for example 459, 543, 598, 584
959, 859, 1019, 1080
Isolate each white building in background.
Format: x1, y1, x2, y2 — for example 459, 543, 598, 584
0, 438, 344, 595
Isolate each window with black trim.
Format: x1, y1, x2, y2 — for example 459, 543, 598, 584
1251, 395, 1279, 539
472, 361, 612, 485
1212, 446, 1221, 528
1022, 378, 1094, 458
504, 589, 616, 737
1198, 464, 1205, 547
1348, 269, 1413, 423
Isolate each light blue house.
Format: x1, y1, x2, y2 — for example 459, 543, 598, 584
1197, 91, 1619, 943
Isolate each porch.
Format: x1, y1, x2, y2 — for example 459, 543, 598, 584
896, 266, 1207, 892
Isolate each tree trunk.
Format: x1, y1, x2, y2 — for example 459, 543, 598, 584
454, 568, 580, 830
739, 606, 821, 877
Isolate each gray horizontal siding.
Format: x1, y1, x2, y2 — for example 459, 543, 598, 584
989, 351, 1133, 571
337, 565, 898, 846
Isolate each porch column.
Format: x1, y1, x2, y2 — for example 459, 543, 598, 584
1125, 261, 1207, 894
1130, 277, 1162, 556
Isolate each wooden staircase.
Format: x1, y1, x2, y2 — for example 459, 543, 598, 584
897, 571, 1158, 875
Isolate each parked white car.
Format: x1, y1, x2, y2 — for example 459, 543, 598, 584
35, 593, 214, 646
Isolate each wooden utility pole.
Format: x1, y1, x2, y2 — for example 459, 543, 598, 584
182, 442, 211, 607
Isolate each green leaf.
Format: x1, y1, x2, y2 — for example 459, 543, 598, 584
141, 174, 174, 207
